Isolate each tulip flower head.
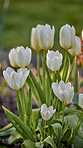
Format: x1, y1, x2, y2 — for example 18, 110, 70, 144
46, 50, 63, 71
31, 24, 55, 51
68, 36, 81, 56
41, 104, 56, 121
79, 93, 83, 108
9, 46, 32, 68
52, 80, 74, 105
3, 67, 29, 90
60, 24, 75, 50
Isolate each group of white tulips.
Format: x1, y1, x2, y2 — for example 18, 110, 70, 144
1, 23, 83, 148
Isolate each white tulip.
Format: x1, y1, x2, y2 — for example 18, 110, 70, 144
60, 24, 75, 50
3, 67, 29, 90
31, 27, 41, 51
46, 50, 63, 71
79, 93, 83, 108
68, 36, 81, 56
31, 24, 55, 51
52, 80, 74, 105
41, 104, 56, 121
9, 46, 32, 67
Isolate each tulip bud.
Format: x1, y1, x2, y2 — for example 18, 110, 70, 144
68, 36, 81, 56
52, 80, 74, 105
9, 46, 32, 68
79, 93, 83, 108
31, 24, 55, 51
46, 50, 63, 71
3, 67, 29, 90
60, 24, 75, 50
41, 104, 56, 121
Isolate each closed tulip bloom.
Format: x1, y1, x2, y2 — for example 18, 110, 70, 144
41, 104, 56, 121
79, 93, 83, 108
60, 24, 75, 50
52, 80, 74, 105
46, 50, 63, 71
68, 36, 81, 56
31, 27, 41, 51
9, 46, 32, 67
31, 24, 55, 51
3, 67, 29, 90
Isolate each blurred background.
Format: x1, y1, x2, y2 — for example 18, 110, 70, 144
0, 0, 83, 51
0, 0, 83, 129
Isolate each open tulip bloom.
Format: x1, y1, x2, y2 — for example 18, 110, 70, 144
41, 104, 56, 121
1, 23, 83, 148
3, 67, 30, 90
9, 46, 32, 67
52, 80, 74, 105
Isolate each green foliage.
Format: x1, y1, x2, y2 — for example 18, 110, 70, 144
44, 136, 57, 148
3, 106, 34, 141
8, 130, 23, 144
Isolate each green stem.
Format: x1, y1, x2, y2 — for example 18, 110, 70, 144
16, 91, 20, 116
62, 50, 68, 81
52, 71, 55, 82
42, 50, 46, 97
62, 101, 65, 129
46, 77, 50, 106
56, 71, 61, 83
37, 52, 41, 84
73, 56, 78, 93
44, 120, 46, 138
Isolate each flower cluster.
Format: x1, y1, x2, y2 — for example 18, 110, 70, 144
2, 23, 83, 148
3, 46, 31, 90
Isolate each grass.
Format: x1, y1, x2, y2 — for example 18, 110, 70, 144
0, 0, 83, 52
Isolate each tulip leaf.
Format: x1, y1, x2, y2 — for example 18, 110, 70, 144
73, 92, 78, 105
26, 87, 32, 117
35, 142, 44, 148
0, 123, 13, 132
8, 130, 23, 144
31, 108, 40, 131
28, 70, 46, 105
38, 124, 44, 139
63, 56, 70, 82
43, 59, 52, 86
3, 106, 34, 141
63, 108, 82, 117
67, 57, 75, 82
22, 140, 35, 148
65, 114, 83, 139
51, 123, 62, 141
44, 136, 57, 148
0, 127, 15, 137
27, 74, 41, 106
61, 129, 71, 141
74, 135, 83, 148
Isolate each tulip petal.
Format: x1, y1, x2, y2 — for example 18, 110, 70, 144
52, 82, 58, 97
41, 104, 47, 112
